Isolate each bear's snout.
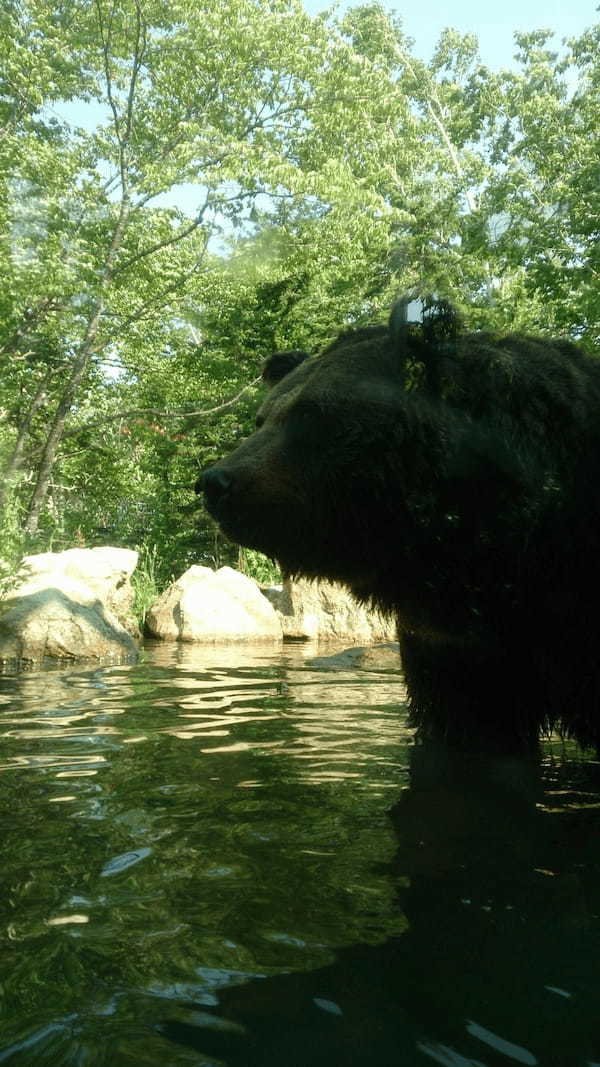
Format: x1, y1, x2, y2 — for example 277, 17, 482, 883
197, 466, 233, 513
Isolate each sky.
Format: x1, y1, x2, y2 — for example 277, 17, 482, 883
60, 0, 598, 135
55, 0, 598, 219
307, 0, 598, 68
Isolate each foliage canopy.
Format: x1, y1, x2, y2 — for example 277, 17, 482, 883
1, 0, 598, 590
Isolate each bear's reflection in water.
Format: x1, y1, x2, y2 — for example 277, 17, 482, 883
159, 742, 600, 1066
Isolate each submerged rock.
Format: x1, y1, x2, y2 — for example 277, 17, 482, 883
306, 643, 402, 671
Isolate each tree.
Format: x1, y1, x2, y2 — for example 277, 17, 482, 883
475, 28, 600, 342
2, 2, 599, 576
2, 0, 422, 537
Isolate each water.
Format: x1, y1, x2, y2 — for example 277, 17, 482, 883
0, 642, 599, 1066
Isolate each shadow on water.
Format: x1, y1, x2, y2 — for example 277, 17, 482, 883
159, 745, 600, 1067
0, 642, 599, 1064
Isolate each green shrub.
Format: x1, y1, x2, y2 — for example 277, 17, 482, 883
131, 543, 162, 628
237, 547, 281, 586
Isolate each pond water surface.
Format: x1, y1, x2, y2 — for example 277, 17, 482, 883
1, 641, 600, 1066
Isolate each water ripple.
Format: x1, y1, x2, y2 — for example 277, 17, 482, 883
0, 643, 410, 789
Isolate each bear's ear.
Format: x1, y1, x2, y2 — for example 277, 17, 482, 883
388, 296, 463, 396
388, 298, 412, 340
262, 350, 309, 387
388, 294, 423, 342
421, 297, 462, 344
388, 295, 462, 345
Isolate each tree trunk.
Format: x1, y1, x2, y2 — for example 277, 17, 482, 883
0, 377, 48, 517
23, 303, 104, 535
23, 199, 132, 536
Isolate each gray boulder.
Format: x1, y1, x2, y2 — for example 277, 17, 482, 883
262, 578, 396, 642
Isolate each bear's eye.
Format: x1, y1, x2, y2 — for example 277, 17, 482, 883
255, 414, 265, 429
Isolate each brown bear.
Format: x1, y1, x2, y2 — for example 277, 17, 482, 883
199, 302, 600, 753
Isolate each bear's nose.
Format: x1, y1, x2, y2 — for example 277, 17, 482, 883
196, 467, 233, 508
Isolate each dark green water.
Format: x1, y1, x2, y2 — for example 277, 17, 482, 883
1, 642, 600, 1066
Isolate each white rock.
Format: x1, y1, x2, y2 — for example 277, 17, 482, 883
146, 565, 283, 642
18, 547, 139, 635
0, 547, 139, 664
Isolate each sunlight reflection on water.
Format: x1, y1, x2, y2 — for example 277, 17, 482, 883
0, 641, 411, 790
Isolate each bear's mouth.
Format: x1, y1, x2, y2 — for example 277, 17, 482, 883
199, 466, 354, 582
208, 508, 322, 580
204, 497, 285, 562
199, 468, 302, 564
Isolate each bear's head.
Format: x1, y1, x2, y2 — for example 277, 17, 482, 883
197, 321, 437, 601
197, 302, 564, 629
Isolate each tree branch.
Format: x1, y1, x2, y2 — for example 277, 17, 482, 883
111, 194, 211, 277
107, 255, 210, 335
63, 376, 263, 438
393, 42, 478, 214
